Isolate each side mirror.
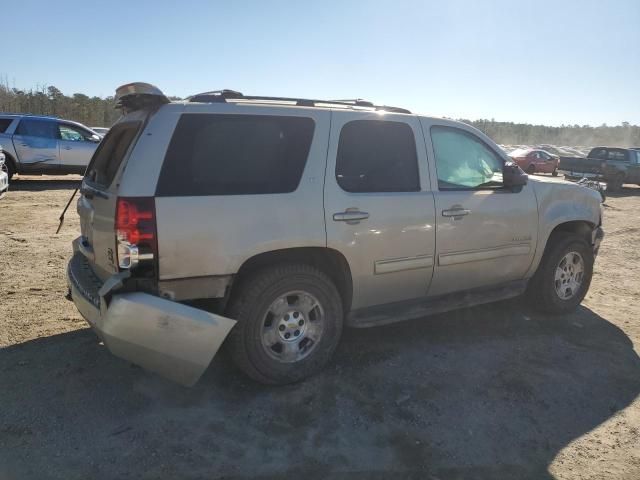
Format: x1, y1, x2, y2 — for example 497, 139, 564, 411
89, 134, 101, 143
503, 162, 528, 190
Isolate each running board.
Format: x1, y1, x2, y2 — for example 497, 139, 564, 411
347, 280, 528, 328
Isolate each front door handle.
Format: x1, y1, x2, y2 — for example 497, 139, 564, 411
442, 207, 470, 218
63, 146, 72, 150
333, 209, 369, 224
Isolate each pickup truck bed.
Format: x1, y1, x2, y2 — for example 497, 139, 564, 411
559, 156, 603, 178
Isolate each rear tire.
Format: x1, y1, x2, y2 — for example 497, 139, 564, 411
2, 158, 15, 182
552, 169, 558, 177
606, 175, 624, 193
226, 263, 343, 384
526, 232, 594, 314
526, 165, 536, 175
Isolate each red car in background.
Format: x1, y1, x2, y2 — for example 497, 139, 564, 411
510, 148, 560, 176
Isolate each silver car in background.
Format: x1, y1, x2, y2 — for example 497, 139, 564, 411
0, 114, 101, 181
91, 127, 110, 138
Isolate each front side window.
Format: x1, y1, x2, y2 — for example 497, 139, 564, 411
157, 114, 315, 196
15, 119, 58, 139
431, 126, 504, 190
59, 123, 91, 142
335, 120, 419, 193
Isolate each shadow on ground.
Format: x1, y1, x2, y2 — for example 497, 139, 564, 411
605, 185, 640, 199
9, 177, 81, 192
1, 301, 639, 479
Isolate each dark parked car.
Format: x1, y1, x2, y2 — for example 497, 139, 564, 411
559, 147, 640, 192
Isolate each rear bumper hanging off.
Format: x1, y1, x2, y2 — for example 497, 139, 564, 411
67, 248, 236, 386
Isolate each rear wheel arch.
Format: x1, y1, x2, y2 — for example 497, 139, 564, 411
2, 151, 17, 180
232, 247, 353, 314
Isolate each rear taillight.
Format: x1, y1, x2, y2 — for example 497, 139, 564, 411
115, 197, 158, 270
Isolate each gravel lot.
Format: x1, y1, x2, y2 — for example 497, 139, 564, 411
1, 176, 639, 479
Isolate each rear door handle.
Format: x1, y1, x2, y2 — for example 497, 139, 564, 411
63, 146, 72, 150
333, 210, 369, 224
442, 208, 470, 218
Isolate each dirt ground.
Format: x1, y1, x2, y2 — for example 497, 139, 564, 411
1, 175, 639, 480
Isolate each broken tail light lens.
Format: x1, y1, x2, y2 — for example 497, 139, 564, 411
115, 197, 158, 270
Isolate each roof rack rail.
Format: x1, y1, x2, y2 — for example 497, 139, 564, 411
187, 90, 411, 114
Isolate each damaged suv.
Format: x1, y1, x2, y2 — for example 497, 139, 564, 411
67, 83, 604, 386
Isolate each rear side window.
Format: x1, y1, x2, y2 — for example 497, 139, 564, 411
0, 119, 13, 133
85, 122, 141, 187
607, 150, 627, 161
157, 114, 315, 196
15, 119, 58, 139
335, 120, 420, 193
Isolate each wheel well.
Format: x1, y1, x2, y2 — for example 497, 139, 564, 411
233, 247, 353, 313
549, 220, 594, 245
3, 151, 16, 172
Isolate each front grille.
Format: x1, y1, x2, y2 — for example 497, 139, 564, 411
68, 252, 103, 308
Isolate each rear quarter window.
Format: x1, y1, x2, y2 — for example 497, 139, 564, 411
156, 114, 315, 196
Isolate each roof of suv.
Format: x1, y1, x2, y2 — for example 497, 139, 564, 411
115, 82, 414, 116
0, 113, 59, 121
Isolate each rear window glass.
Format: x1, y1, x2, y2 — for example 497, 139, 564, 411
85, 121, 141, 187
0, 118, 13, 133
156, 114, 315, 196
335, 120, 419, 193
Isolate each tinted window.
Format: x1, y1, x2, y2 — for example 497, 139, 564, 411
607, 150, 627, 161
0, 118, 13, 133
431, 126, 504, 190
157, 114, 315, 196
16, 119, 58, 139
590, 148, 607, 159
335, 120, 419, 193
85, 122, 142, 187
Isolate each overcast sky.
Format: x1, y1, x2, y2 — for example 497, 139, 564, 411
4, 0, 639, 126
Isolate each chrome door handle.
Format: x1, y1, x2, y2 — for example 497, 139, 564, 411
63, 146, 72, 150
442, 208, 470, 218
333, 210, 369, 223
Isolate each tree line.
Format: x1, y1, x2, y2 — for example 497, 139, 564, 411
1, 83, 638, 147
465, 118, 640, 148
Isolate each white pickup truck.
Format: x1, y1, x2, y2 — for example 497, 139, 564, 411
0, 114, 101, 181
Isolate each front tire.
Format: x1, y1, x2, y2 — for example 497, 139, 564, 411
526, 165, 536, 175
226, 263, 343, 384
526, 232, 594, 314
606, 175, 623, 193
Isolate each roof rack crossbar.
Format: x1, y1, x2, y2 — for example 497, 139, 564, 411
187, 91, 411, 114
